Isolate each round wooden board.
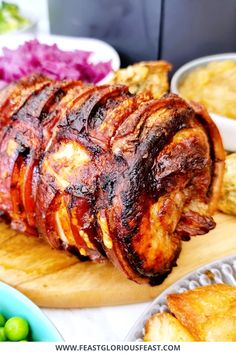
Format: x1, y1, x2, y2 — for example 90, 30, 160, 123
0, 213, 236, 308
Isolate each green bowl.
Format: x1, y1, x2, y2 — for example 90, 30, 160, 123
0, 281, 63, 341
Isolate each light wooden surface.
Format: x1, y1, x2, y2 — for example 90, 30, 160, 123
0, 213, 235, 308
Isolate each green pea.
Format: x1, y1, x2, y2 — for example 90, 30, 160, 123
4, 317, 29, 341
20, 339, 28, 342
0, 327, 6, 341
0, 314, 6, 327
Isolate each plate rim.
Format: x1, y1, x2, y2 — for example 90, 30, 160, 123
125, 252, 236, 341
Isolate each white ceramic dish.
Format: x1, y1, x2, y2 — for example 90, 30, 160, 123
0, 9, 38, 36
0, 34, 120, 84
171, 53, 236, 152
125, 254, 236, 341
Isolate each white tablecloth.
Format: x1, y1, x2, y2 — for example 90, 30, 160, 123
43, 302, 150, 341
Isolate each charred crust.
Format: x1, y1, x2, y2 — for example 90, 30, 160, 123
66, 245, 89, 261
149, 269, 172, 286
66, 184, 95, 199
0, 78, 221, 285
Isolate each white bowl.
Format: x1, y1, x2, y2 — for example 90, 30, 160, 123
0, 34, 120, 84
171, 53, 236, 152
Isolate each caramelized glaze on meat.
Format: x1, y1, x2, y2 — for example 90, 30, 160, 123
0, 75, 225, 284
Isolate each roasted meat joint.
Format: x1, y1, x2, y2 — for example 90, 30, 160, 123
0, 75, 225, 285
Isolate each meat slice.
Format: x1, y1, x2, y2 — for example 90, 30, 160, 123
0, 75, 50, 141
89, 91, 152, 148
21, 81, 85, 231
36, 85, 130, 259
0, 80, 77, 233
0, 75, 51, 222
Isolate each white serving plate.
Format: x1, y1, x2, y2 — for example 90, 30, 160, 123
125, 254, 236, 341
0, 34, 120, 84
171, 53, 236, 152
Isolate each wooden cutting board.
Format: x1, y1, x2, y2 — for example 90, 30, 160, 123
0, 213, 235, 308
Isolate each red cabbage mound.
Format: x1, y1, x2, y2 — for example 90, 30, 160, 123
0, 39, 112, 86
